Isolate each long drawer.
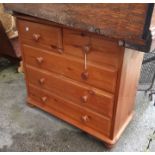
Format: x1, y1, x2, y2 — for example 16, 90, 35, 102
26, 65, 114, 118
23, 45, 118, 93
28, 84, 111, 137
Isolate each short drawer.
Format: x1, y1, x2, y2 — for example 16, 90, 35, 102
28, 84, 111, 137
23, 45, 118, 93
63, 29, 124, 68
26, 66, 114, 118
18, 19, 63, 53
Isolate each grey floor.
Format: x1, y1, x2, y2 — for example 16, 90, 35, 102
0, 58, 155, 152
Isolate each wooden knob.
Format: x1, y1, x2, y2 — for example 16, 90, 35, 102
39, 78, 45, 84
36, 57, 44, 64
81, 71, 89, 80
81, 95, 88, 103
82, 115, 90, 122
41, 96, 47, 103
83, 45, 91, 54
32, 33, 41, 41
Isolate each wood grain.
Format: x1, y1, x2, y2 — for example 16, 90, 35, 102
4, 3, 155, 52
63, 29, 124, 68
3, 4, 148, 41
18, 19, 63, 53
22, 44, 118, 93
26, 65, 114, 118
28, 84, 111, 137
112, 48, 144, 139
16, 15, 145, 147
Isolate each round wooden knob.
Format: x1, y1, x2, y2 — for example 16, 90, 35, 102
81, 95, 88, 103
36, 57, 44, 64
39, 78, 45, 84
41, 96, 47, 103
81, 71, 89, 80
83, 45, 91, 54
32, 33, 41, 41
82, 115, 90, 122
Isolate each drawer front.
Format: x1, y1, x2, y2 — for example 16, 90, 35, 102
28, 84, 111, 137
63, 29, 124, 68
23, 45, 117, 93
18, 19, 63, 53
26, 66, 114, 118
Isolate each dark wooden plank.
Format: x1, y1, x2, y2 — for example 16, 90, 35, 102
4, 3, 155, 52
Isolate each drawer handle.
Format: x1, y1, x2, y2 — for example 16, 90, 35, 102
50, 45, 63, 54
81, 70, 89, 80
81, 95, 88, 103
36, 57, 44, 64
82, 45, 91, 81
41, 96, 47, 103
82, 45, 91, 54
32, 33, 41, 41
39, 78, 45, 84
82, 115, 90, 123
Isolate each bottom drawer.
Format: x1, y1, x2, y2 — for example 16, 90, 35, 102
28, 84, 111, 137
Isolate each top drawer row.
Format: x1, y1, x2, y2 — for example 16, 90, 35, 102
18, 19, 124, 68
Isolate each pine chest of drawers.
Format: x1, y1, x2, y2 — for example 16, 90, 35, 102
15, 16, 143, 147
5, 3, 155, 148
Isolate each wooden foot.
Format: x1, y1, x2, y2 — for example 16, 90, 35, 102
104, 143, 114, 149
27, 102, 35, 108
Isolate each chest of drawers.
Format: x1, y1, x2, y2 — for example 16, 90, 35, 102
4, 3, 155, 148
15, 15, 144, 147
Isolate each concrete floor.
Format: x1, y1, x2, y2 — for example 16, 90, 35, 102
0, 58, 155, 152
